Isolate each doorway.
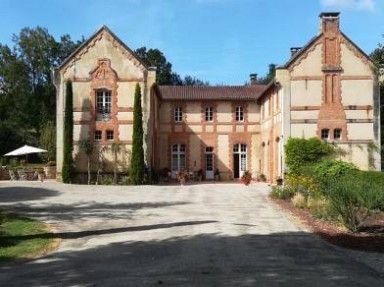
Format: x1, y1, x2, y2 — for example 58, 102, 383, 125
205, 147, 214, 179
233, 144, 247, 178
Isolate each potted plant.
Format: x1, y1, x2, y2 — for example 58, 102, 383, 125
259, 173, 266, 182
44, 161, 56, 179
197, 169, 204, 181
162, 167, 171, 182
214, 168, 220, 181
240, 170, 252, 185
276, 176, 283, 186
177, 170, 189, 185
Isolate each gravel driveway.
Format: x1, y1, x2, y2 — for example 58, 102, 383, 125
0, 181, 383, 286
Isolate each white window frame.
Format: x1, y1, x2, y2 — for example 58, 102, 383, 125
96, 89, 112, 121
334, 129, 342, 140
235, 106, 244, 122
174, 107, 183, 122
94, 130, 102, 141
321, 129, 329, 140
205, 107, 213, 122
106, 130, 114, 141
171, 144, 186, 174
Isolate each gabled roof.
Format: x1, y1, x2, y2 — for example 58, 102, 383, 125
154, 85, 268, 101
278, 31, 373, 70
56, 25, 148, 72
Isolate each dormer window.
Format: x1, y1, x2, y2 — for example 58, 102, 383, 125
96, 89, 111, 121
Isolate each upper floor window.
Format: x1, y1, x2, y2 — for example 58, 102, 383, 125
174, 107, 182, 122
205, 107, 213, 122
235, 106, 244, 122
334, 129, 342, 140
96, 89, 111, 121
321, 129, 329, 140
94, 130, 102, 141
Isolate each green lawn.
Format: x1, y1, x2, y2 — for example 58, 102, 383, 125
0, 212, 57, 261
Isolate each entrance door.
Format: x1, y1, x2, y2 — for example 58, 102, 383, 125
205, 147, 214, 179
171, 144, 186, 178
233, 144, 247, 178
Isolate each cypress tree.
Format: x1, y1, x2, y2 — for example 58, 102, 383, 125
130, 83, 145, 184
62, 80, 74, 183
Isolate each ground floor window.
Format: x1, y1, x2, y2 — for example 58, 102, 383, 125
172, 144, 186, 174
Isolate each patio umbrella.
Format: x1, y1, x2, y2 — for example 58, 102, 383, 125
4, 145, 47, 163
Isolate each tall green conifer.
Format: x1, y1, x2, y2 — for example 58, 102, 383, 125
130, 83, 145, 184
62, 80, 74, 183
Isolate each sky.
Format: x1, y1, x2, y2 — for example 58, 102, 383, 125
0, 0, 383, 85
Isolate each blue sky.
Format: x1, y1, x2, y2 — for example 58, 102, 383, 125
0, 0, 383, 85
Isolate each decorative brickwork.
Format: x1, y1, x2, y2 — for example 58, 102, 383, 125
89, 59, 120, 145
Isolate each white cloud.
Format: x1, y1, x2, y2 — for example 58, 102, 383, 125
321, 0, 376, 12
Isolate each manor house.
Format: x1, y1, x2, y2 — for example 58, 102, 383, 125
53, 12, 381, 182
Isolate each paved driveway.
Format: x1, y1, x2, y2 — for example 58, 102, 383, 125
0, 181, 382, 286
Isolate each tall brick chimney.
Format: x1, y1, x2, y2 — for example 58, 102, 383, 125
249, 74, 257, 85
319, 12, 340, 34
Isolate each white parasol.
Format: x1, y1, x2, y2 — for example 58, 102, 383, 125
4, 145, 47, 156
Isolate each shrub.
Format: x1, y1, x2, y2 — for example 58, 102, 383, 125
312, 160, 357, 192
285, 137, 333, 174
101, 176, 113, 185
307, 196, 327, 213
291, 193, 307, 209
285, 174, 320, 199
269, 186, 295, 200
326, 179, 361, 232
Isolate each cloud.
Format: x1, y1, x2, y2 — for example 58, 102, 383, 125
321, 0, 376, 12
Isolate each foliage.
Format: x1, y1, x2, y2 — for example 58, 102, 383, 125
284, 174, 320, 199
0, 212, 55, 261
0, 27, 82, 159
311, 160, 357, 192
100, 175, 113, 185
111, 141, 123, 185
39, 120, 56, 162
62, 80, 74, 183
291, 193, 307, 209
130, 83, 145, 185
257, 64, 276, 84
269, 186, 295, 200
134, 46, 209, 86
240, 170, 252, 185
79, 138, 94, 185
284, 137, 333, 174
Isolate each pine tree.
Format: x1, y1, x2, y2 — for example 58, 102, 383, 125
130, 83, 145, 184
62, 80, 74, 183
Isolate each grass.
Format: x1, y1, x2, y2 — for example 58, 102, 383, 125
0, 212, 57, 262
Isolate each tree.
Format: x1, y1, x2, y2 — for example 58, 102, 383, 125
130, 83, 145, 185
182, 75, 209, 86
370, 41, 384, 166
62, 80, 74, 183
257, 64, 276, 84
134, 46, 209, 86
0, 27, 82, 158
39, 120, 56, 162
79, 138, 94, 185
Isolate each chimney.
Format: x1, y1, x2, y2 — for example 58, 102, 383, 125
319, 12, 340, 34
249, 74, 257, 85
290, 47, 302, 57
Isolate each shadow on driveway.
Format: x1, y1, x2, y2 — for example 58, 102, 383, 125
1, 231, 383, 287
0, 187, 59, 202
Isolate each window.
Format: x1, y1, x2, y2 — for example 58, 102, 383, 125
171, 144, 186, 172
334, 129, 342, 140
321, 129, 329, 140
205, 107, 213, 122
174, 107, 182, 122
235, 106, 244, 122
96, 89, 112, 121
94, 130, 102, 141
106, 130, 114, 141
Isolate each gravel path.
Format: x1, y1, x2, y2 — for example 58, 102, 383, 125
0, 181, 383, 286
